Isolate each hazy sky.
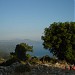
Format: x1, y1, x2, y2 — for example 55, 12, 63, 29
0, 0, 74, 40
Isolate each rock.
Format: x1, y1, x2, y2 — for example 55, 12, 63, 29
0, 62, 75, 75
0, 69, 5, 75
42, 63, 50, 67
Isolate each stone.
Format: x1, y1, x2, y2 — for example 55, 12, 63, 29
0, 62, 75, 75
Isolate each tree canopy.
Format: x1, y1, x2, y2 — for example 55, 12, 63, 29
11, 43, 33, 60
41, 22, 75, 63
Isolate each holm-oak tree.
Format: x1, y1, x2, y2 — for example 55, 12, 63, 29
41, 22, 75, 63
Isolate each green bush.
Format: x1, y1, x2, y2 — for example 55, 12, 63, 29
26, 54, 31, 60
40, 55, 57, 64
40, 55, 51, 62
0, 57, 19, 66
30, 56, 39, 64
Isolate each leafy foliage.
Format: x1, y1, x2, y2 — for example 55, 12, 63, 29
41, 22, 75, 63
26, 54, 31, 60
10, 43, 33, 61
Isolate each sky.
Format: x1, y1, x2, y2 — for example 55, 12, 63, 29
0, 0, 74, 41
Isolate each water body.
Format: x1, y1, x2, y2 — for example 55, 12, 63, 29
0, 39, 53, 57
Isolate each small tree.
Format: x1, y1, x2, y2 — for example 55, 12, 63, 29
41, 22, 75, 63
11, 43, 33, 60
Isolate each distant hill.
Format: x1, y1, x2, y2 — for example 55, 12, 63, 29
0, 39, 53, 57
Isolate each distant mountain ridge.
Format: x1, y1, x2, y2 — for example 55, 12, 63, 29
0, 39, 52, 57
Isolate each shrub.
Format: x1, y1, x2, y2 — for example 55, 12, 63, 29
40, 55, 51, 62
0, 57, 19, 66
30, 56, 39, 64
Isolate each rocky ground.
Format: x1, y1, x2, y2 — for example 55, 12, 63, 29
0, 62, 75, 75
